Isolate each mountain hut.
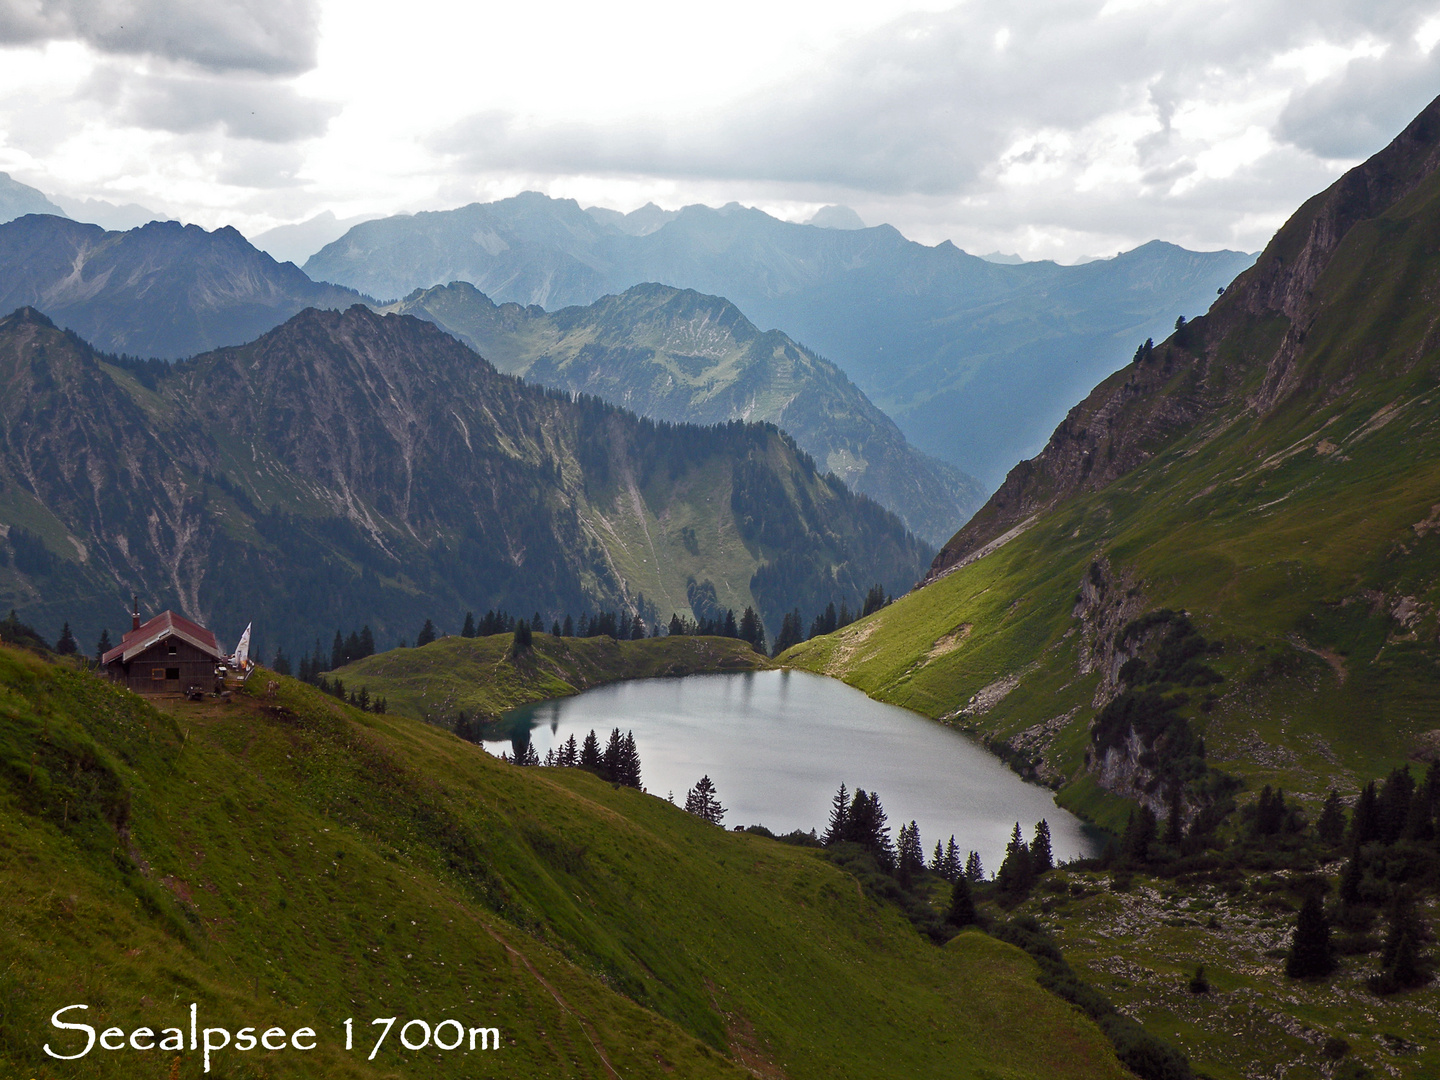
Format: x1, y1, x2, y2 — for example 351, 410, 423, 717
102, 601, 224, 695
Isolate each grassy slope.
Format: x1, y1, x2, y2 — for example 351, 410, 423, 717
1004, 868, 1440, 1080
784, 168, 1440, 824
0, 645, 1129, 1079
330, 632, 774, 721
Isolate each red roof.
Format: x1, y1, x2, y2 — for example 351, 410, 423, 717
102, 610, 222, 666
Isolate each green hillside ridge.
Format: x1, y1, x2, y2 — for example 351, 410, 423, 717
385, 281, 983, 544
785, 94, 1440, 818
0, 642, 1132, 1079
328, 632, 773, 723
0, 304, 930, 660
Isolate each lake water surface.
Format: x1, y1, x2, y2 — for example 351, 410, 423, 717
494, 670, 1101, 870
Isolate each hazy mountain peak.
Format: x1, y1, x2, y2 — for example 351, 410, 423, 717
0, 173, 66, 225
807, 205, 866, 230
52, 195, 161, 232
978, 251, 1025, 264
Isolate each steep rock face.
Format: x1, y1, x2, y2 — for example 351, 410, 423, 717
928, 94, 1440, 582
0, 305, 931, 655
0, 215, 366, 359
388, 281, 983, 543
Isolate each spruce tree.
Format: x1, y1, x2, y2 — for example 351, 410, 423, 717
1316, 789, 1346, 847
601, 728, 623, 782
1120, 806, 1158, 866
1348, 781, 1380, 847
823, 784, 849, 845
618, 730, 642, 788
55, 622, 77, 655
461, 612, 476, 638
685, 775, 726, 825
944, 837, 962, 882
668, 612, 685, 636
580, 729, 601, 768
359, 625, 374, 657
95, 628, 112, 663
272, 646, 291, 676
1030, 819, 1054, 873
416, 619, 437, 647
997, 822, 1034, 895
897, 821, 925, 887
947, 874, 978, 927
562, 614, 574, 637
551, 621, 562, 637
965, 850, 984, 882
1285, 892, 1335, 978
331, 631, 345, 670
511, 618, 533, 655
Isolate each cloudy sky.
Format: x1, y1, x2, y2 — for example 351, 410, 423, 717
1, 0, 1438, 261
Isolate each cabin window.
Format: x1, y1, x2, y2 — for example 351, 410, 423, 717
151, 668, 165, 680
166, 668, 180, 680
168, 643, 178, 655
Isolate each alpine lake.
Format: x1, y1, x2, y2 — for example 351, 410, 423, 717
491, 670, 1102, 870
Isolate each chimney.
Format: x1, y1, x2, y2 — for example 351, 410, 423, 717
132, 595, 140, 632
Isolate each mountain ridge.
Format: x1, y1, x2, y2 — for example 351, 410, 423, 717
387, 280, 983, 544
0, 303, 930, 656
304, 194, 1255, 483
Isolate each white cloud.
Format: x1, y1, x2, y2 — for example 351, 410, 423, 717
0, 0, 321, 74
2, 0, 1439, 257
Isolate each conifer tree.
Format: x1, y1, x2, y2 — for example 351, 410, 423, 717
416, 619, 437, 647
1348, 781, 1380, 847
668, 612, 685, 636
461, 612, 476, 638
618, 730, 642, 788
723, 609, 738, 638
551, 620, 562, 637
359, 626, 375, 658
897, 821, 925, 887
997, 822, 1035, 895
331, 630, 345, 670
580, 729, 601, 768
685, 775, 726, 824
933, 839, 945, 873
55, 621, 77, 655
944, 837, 962, 882
272, 645, 291, 676
947, 874, 978, 927
965, 850, 984, 882
511, 618, 533, 655
1372, 892, 1428, 992
1030, 819, 1053, 873
562, 614, 574, 637
601, 728, 624, 782
1285, 892, 1335, 978
1316, 789, 1347, 847
1120, 806, 1158, 866
95, 628, 112, 663
823, 783, 849, 845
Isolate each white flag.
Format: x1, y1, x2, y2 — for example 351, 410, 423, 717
233, 622, 252, 668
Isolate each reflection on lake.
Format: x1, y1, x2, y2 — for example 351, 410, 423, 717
495, 670, 1101, 869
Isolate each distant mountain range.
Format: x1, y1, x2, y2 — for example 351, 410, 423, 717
0, 304, 929, 655
0, 214, 366, 358
387, 281, 981, 544
304, 195, 1257, 484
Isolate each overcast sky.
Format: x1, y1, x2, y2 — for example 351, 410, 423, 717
1, 0, 1438, 261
